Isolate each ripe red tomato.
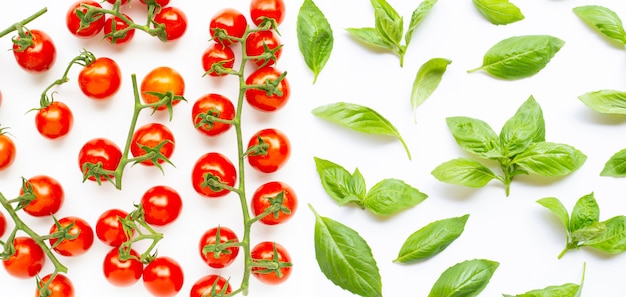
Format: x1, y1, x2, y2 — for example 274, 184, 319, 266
106, 0, 129, 4
2, 236, 45, 279
0, 132, 15, 171
251, 181, 297, 225
141, 185, 182, 226
143, 256, 184, 297
201, 42, 235, 77
130, 123, 175, 166
35, 101, 73, 139
19, 175, 64, 217
245, 30, 282, 67
190, 274, 232, 297
78, 57, 122, 100
247, 128, 291, 173
96, 208, 131, 247
140, 0, 170, 5
245, 66, 290, 112
154, 6, 187, 41
140, 66, 185, 111
191, 93, 236, 137
250, 241, 292, 285
209, 8, 248, 45
103, 247, 143, 287
199, 226, 240, 269
0, 212, 5, 238
104, 14, 135, 44
12, 29, 56, 72
66, 1, 105, 38
250, 0, 286, 26
49, 216, 94, 257
78, 138, 123, 182
191, 152, 237, 198
36, 273, 74, 297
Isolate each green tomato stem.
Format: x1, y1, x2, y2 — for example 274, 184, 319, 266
0, 7, 47, 39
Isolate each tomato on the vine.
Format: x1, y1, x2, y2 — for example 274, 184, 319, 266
103, 247, 143, 287
250, 241, 292, 285
35, 101, 73, 139
12, 29, 56, 73
78, 138, 123, 182
130, 123, 175, 166
141, 185, 182, 226
140, 0, 169, 5
19, 175, 64, 217
140, 66, 185, 111
250, 0, 286, 26
190, 274, 232, 297
143, 256, 184, 297
247, 128, 291, 173
251, 181, 297, 225
201, 42, 235, 77
245, 30, 282, 67
105, 0, 129, 4
49, 216, 94, 257
2, 236, 45, 279
191, 93, 236, 137
154, 6, 188, 41
78, 57, 122, 100
96, 208, 132, 247
66, 1, 105, 38
36, 274, 74, 297
199, 226, 240, 269
191, 152, 237, 198
0, 212, 5, 238
245, 66, 290, 112
0, 132, 15, 171
104, 14, 135, 44
209, 8, 248, 46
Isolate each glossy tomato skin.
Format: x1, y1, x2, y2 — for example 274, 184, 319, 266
250, 0, 286, 26
104, 14, 135, 44
201, 42, 235, 77
190, 274, 232, 297
35, 101, 73, 139
130, 123, 175, 166
78, 138, 123, 182
141, 185, 182, 226
2, 236, 45, 279
140, 66, 185, 111
191, 93, 236, 137
154, 6, 187, 41
245, 30, 282, 67
209, 8, 248, 45
0, 212, 5, 238
245, 66, 290, 112
191, 152, 237, 198
49, 216, 94, 257
103, 247, 143, 287
199, 226, 240, 269
140, 0, 170, 5
66, 1, 105, 38
251, 241, 291, 285
143, 256, 184, 297
96, 208, 131, 247
78, 57, 122, 100
247, 128, 291, 173
12, 29, 56, 73
251, 181, 297, 225
106, 0, 129, 4
36, 274, 74, 297
20, 175, 64, 217
0, 133, 15, 170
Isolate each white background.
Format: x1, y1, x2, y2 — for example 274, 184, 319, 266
0, 0, 625, 296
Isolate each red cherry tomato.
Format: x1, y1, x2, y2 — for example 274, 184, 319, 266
245, 30, 282, 67
49, 216, 94, 257
201, 42, 235, 77
190, 274, 232, 297
209, 8, 248, 46
12, 29, 56, 73
36, 274, 74, 297
19, 175, 64, 217
130, 123, 175, 166
154, 6, 187, 41
104, 14, 135, 44
106, 0, 129, 4
78, 138, 122, 182
96, 208, 131, 247
191, 152, 237, 198
141, 185, 182, 226
250, 0, 286, 26
143, 256, 184, 297
245, 66, 290, 112
66, 1, 105, 38
0, 132, 16, 171
78, 57, 122, 100
2, 236, 45, 279
0, 212, 5, 238
247, 128, 291, 173
35, 101, 73, 139
251, 181, 297, 225
199, 226, 240, 269
103, 247, 143, 287
250, 241, 292, 285
140, 66, 185, 111
191, 93, 236, 137
140, 0, 170, 5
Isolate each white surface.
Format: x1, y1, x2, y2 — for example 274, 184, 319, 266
0, 0, 625, 296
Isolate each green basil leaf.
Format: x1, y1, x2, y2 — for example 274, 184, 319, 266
512, 142, 587, 177
297, 0, 334, 84
312, 102, 412, 160
504, 283, 580, 297
394, 214, 469, 263
573, 5, 626, 45
569, 193, 600, 233
411, 58, 451, 120
405, 0, 438, 46
363, 179, 428, 216
499, 96, 545, 157
472, 0, 524, 25
310, 205, 383, 297
314, 157, 366, 206
446, 116, 500, 158
600, 148, 626, 177
584, 215, 626, 254
578, 90, 626, 114
570, 221, 606, 243
346, 27, 394, 50
371, 0, 403, 46
428, 259, 499, 297
536, 197, 570, 231
468, 35, 565, 80
431, 158, 497, 188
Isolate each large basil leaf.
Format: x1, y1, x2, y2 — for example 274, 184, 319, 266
346, 27, 394, 50
600, 148, 626, 177
431, 158, 497, 188
314, 157, 366, 206
405, 0, 438, 46
569, 193, 600, 233
472, 0, 524, 25
573, 5, 626, 45
297, 0, 334, 84
503, 283, 580, 297
578, 90, 626, 114
411, 58, 451, 120
428, 259, 499, 297
536, 197, 570, 231
512, 142, 587, 177
584, 215, 626, 254
446, 116, 500, 158
363, 179, 427, 216
499, 96, 545, 157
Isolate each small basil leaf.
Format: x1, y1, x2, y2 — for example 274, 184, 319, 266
578, 90, 626, 114
472, 0, 524, 25
394, 214, 469, 263
505, 283, 580, 297
346, 27, 394, 50
363, 179, 428, 216
431, 158, 497, 188
297, 0, 334, 84
584, 215, 626, 254
573, 5, 626, 45
371, 0, 403, 46
428, 259, 499, 297
499, 95, 545, 157
512, 142, 587, 177
411, 58, 451, 121
600, 148, 626, 177
314, 157, 366, 205
446, 116, 500, 158
537, 197, 570, 231
570, 221, 606, 243
405, 0, 438, 46
468, 35, 565, 80
569, 193, 600, 233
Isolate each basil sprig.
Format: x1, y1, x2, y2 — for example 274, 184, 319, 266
574, 5, 626, 45
503, 263, 585, 297
297, 0, 333, 84
472, 0, 524, 25
428, 259, 499, 297
410, 57, 451, 122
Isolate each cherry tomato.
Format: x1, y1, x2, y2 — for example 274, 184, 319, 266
154, 6, 187, 41
251, 181, 297, 225
0, 212, 5, 238
143, 256, 184, 297
35, 101, 73, 139
140, 0, 170, 5
191, 152, 237, 198
19, 175, 64, 217
66, 1, 105, 38
78, 138, 122, 182
12, 29, 56, 73
140, 66, 185, 111
49, 216, 94, 257
0, 132, 15, 171
2, 236, 45, 279
199, 226, 240, 269
191, 93, 236, 137
247, 128, 291, 173
245, 30, 282, 67
96, 208, 131, 247
103, 247, 143, 287
104, 14, 135, 44
250, 241, 291, 285
190, 274, 232, 297
130, 123, 175, 166
36, 274, 74, 297
201, 42, 235, 77
141, 185, 182, 226
106, 0, 129, 4
78, 57, 122, 100
209, 8, 248, 46
245, 66, 290, 112
250, 0, 286, 26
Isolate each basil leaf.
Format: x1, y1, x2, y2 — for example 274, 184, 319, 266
371, 0, 403, 48
297, 0, 334, 84
314, 157, 366, 206
312, 102, 412, 160
569, 193, 600, 233
570, 221, 606, 243
310, 205, 383, 297
504, 283, 580, 297
512, 142, 587, 177
600, 148, 626, 177
578, 90, 626, 114
584, 215, 626, 254
446, 116, 500, 158
536, 197, 570, 231
411, 58, 451, 121
405, 0, 438, 46
468, 35, 565, 80
394, 214, 469, 263
428, 259, 499, 297
472, 0, 524, 25
499, 96, 545, 157
573, 5, 626, 45
431, 158, 497, 188
363, 179, 428, 216
346, 27, 394, 50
